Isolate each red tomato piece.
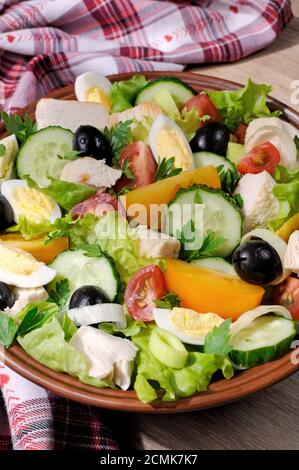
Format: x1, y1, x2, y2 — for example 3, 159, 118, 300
234, 124, 247, 144
184, 93, 220, 126
71, 193, 125, 217
237, 141, 280, 175
125, 265, 167, 322
115, 141, 157, 191
274, 276, 299, 321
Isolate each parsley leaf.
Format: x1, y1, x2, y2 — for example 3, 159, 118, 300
103, 120, 133, 165
47, 279, 70, 311
1, 111, 36, 142
155, 293, 181, 309
179, 226, 226, 262
58, 150, 83, 161
45, 214, 75, 245
204, 319, 232, 356
80, 244, 103, 257
217, 165, 241, 196
0, 144, 6, 157
122, 159, 135, 180
155, 157, 182, 182
0, 311, 18, 347
18, 304, 58, 337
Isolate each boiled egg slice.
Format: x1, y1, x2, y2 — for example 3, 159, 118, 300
153, 307, 224, 345
149, 115, 194, 171
0, 243, 56, 287
1, 180, 61, 224
75, 72, 112, 111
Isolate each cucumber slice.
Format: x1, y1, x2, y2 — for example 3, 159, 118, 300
135, 77, 196, 109
193, 152, 235, 172
230, 315, 296, 369
154, 88, 180, 118
226, 142, 244, 165
165, 185, 242, 257
16, 126, 73, 187
191, 257, 237, 276
49, 249, 120, 302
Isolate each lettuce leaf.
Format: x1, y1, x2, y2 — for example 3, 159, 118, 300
109, 75, 148, 113
99, 314, 146, 338
132, 327, 233, 404
274, 165, 299, 184
26, 176, 96, 211
70, 212, 163, 283
269, 180, 299, 230
6, 216, 52, 240
207, 79, 281, 131
17, 317, 112, 388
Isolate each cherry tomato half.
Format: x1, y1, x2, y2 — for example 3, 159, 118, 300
115, 141, 157, 192
274, 276, 299, 320
125, 265, 167, 322
184, 93, 220, 127
237, 141, 280, 175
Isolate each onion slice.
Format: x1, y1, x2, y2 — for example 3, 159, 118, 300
68, 304, 126, 328
230, 305, 291, 337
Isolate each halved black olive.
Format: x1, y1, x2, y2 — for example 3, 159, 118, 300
69, 285, 110, 309
0, 194, 14, 232
73, 125, 113, 165
189, 122, 230, 156
0, 282, 14, 310
232, 239, 283, 285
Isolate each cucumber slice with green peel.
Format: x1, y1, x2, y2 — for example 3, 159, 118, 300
191, 257, 237, 276
230, 315, 296, 369
193, 152, 235, 172
16, 126, 73, 187
135, 77, 196, 109
165, 185, 242, 257
226, 142, 244, 165
48, 249, 120, 302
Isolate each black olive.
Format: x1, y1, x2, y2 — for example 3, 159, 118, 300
0, 194, 14, 232
189, 122, 230, 156
0, 282, 14, 310
232, 240, 282, 285
73, 125, 113, 165
69, 285, 110, 309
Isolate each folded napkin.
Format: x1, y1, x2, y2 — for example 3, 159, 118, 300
0, 0, 293, 451
0, 0, 292, 112
0, 363, 118, 450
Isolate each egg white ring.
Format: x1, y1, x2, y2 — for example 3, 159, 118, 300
75, 72, 112, 102
153, 308, 205, 345
0, 263, 56, 288
241, 228, 291, 285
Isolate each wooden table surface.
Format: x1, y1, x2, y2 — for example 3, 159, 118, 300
110, 2, 299, 451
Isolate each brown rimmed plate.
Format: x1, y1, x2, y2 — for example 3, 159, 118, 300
1, 72, 299, 413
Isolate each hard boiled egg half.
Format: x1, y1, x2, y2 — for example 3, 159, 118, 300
1, 180, 61, 224
75, 72, 112, 112
0, 243, 56, 287
153, 307, 224, 345
149, 115, 194, 171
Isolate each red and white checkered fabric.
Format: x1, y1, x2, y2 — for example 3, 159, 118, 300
0, 0, 293, 451
0, 0, 292, 112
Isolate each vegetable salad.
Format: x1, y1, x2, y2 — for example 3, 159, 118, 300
0, 72, 298, 405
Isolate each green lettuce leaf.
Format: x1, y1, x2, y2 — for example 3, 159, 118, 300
6, 216, 52, 240
109, 75, 148, 113
207, 79, 281, 131
99, 314, 146, 338
26, 176, 96, 211
274, 165, 299, 184
269, 180, 299, 230
132, 327, 233, 404
0, 311, 18, 348
17, 317, 112, 388
70, 212, 163, 283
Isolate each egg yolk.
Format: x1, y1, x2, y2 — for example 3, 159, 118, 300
0, 244, 39, 275
86, 87, 111, 111
170, 307, 224, 339
13, 187, 55, 224
156, 127, 192, 171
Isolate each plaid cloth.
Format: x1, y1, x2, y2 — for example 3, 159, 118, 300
0, 0, 293, 112
0, 0, 293, 452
